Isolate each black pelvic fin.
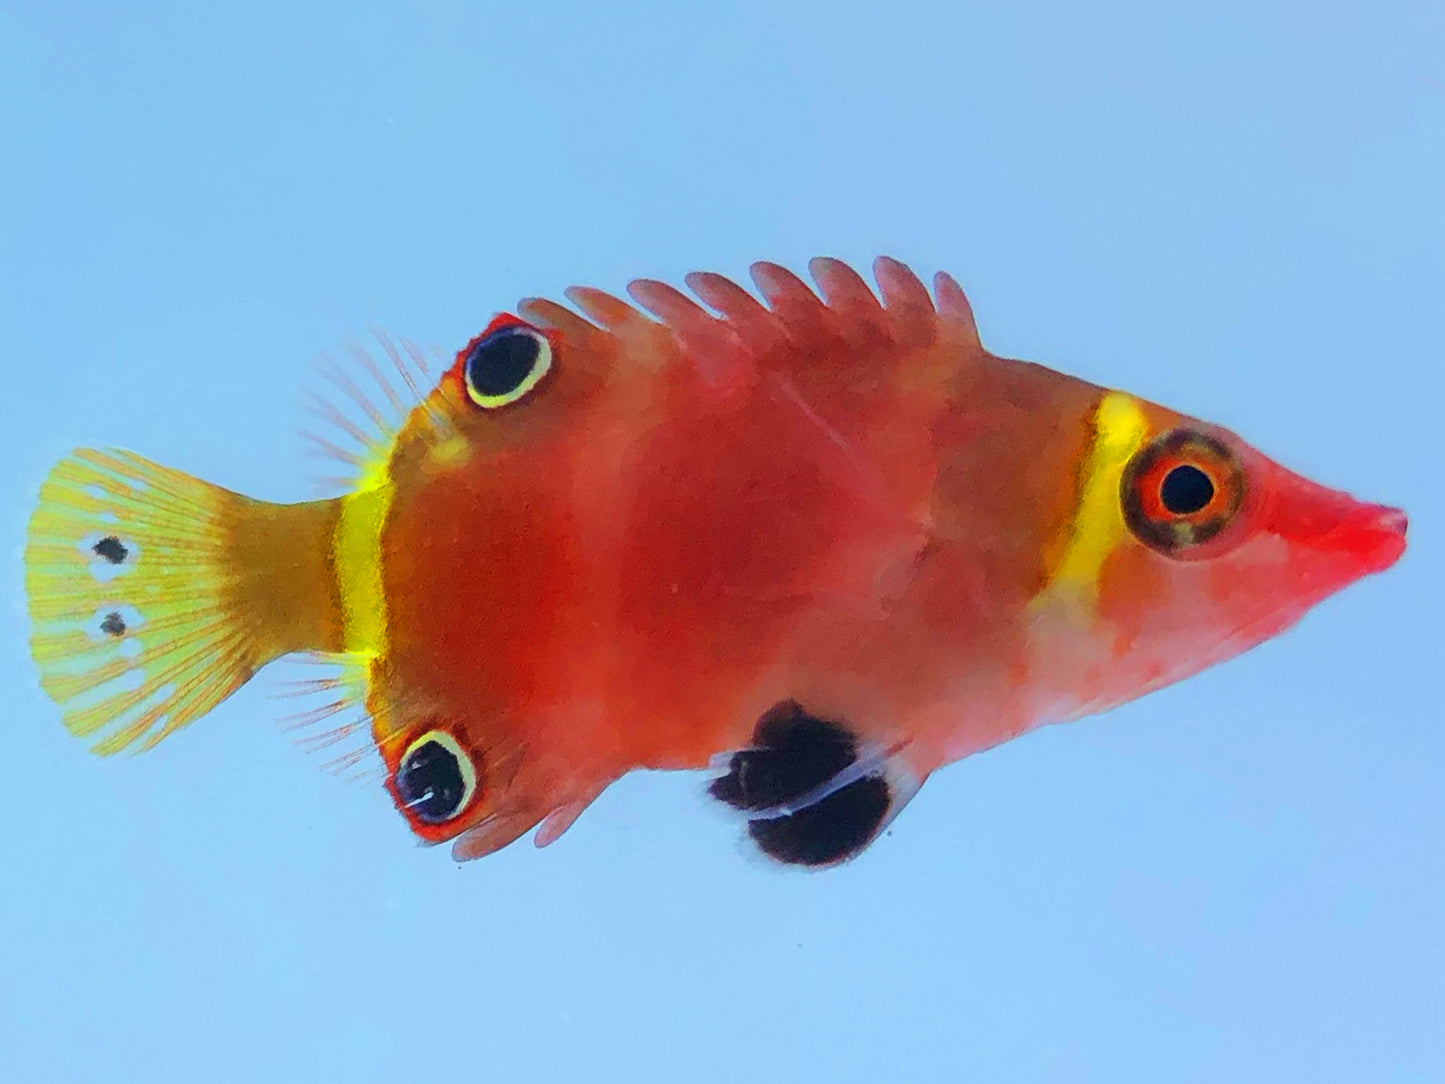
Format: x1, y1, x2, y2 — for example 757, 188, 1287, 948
710, 700, 896, 868
747, 775, 891, 867
709, 700, 859, 813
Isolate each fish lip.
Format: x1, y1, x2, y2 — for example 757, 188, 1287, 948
1371, 506, 1409, 538
1305, 501, 1408, 574
1354, 504, 1408, 572
1258, 456, 1408, 575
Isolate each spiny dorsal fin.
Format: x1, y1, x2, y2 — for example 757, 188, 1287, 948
517, 257, 984, 393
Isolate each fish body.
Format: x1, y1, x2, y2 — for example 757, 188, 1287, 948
24, 257, 1406, 866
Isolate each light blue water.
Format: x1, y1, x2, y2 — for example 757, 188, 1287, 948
2, 3, 1441, 1081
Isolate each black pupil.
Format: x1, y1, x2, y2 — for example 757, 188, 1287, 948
396, 740, 467, 824
465, 329, 540, 399
1160, 464, 1215, 515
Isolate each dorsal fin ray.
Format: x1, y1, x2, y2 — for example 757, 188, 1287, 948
626, 278, 754, 387
808, 257, 893, 355
749, 261, 843, 358
873, 255, 939, 347
932, 270, 983, 351
518, 257, 983, 396
299, 329, 450, 493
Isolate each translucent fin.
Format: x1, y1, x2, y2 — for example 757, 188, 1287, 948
271, 654, 383, 784
299, 330, 450, 493
24, 448, 342, 754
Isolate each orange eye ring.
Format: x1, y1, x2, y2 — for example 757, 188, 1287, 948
1121, 429, 1245, 557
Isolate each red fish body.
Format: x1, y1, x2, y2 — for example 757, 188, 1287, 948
24, 257, 1406, 866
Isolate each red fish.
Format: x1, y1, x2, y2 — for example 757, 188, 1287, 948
23, 257, 1407, 866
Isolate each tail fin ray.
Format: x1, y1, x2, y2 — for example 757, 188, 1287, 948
25, 448, 342, 753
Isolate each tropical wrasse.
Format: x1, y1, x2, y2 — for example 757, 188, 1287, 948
23, 257, 1407, 867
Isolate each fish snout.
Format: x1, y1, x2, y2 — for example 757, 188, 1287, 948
1264, 464, 1407, 575
1347, 503, 1409, 573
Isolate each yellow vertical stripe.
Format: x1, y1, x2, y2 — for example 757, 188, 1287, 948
1038, 391, 1150, 608
333, 472, 393, 658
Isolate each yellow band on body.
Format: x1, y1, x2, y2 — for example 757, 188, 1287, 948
333, 463, 393, 658
1039, 390, 1150, 607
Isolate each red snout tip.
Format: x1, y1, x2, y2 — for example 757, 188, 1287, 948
1347, 503, 1408, 573
1372, 506, 1409, 538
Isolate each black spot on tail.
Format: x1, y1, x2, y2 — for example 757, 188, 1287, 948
711, 700, 892, 867
93, 536, 128, 564
99, 611, 126, 637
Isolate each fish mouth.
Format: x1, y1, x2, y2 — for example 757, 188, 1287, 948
1270, 484, 1408, 575
1259, 456, 1408, 578
1298, 500, 1409, 576
1340, 504, 1408, 574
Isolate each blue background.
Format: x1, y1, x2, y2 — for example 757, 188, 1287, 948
2, 3, 1441, 1080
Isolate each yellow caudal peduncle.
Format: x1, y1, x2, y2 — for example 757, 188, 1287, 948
333, 455, 394, 659
1037, 391, 1150, 609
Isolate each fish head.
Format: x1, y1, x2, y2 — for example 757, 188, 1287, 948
1030, 391, 1407, 717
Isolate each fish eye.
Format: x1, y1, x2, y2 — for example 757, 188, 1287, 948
395, 729, 479, 825
1121, 429, 1244, 557
463, 325, 553, 409
1160, 463, 1215, 515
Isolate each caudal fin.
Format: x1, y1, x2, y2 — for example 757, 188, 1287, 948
24, 449, 343, 754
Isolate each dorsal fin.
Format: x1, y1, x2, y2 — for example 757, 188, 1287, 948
299, 330, 451, 494
516, 257, 984, 396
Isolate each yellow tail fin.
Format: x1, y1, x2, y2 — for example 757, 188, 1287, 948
24, 449, 343, 754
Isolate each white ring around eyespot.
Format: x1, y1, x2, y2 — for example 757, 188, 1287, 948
464, 328, 553, 409
400, 728, 479, 821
